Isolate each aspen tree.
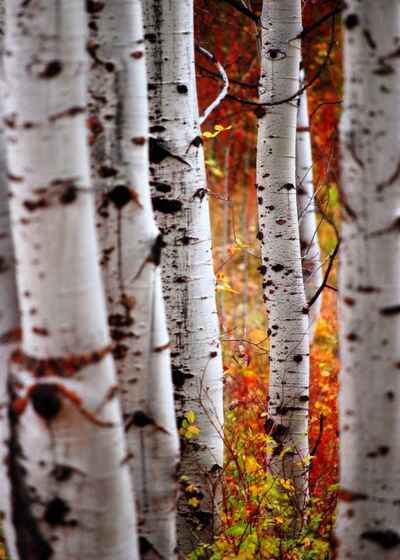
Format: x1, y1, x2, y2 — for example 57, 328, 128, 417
296, 72, 322, 339
337, 2, 400, 558
88, 1, 180, 557
3, 1, 138, 558
143, 0, 224, 552
256, 0, 310, 514
0, 2, 20, 553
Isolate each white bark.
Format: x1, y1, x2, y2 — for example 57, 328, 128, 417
256, 0, 310, 513
296, 71, 322, 339
143, 0, 224, 552
337, 2, 400, 558
3, 1, 138, 558
0, 4, 20, 553
88, 1, 179, 558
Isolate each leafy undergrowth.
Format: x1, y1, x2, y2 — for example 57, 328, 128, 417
189, 284, 338, 560
192, 162, 340, 559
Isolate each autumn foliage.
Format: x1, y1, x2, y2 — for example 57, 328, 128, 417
190, 1, 342, 558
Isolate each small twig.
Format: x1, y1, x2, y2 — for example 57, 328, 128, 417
294, 1, 344, 41
307, 239, 340, 310
197, 46, 229, 125
226, 14, 337, 109
197, 62, 258, 90
310, 415, 325, 458
309, 99, 342, 123
221, 0, 260, 24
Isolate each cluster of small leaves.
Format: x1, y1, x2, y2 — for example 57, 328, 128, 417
188, 377, 335, 560
180, 410, 201, 440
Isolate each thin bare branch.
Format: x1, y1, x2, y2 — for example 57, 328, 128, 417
220, 0, 260, 24
294, 1, 344, 41
197, 46, 229, 124
227, 15, 337, 109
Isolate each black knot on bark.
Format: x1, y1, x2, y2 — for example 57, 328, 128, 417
108, 186, 132, 209
31, 384, 62, 421
344, 13, 359, 30
361, 530, 400, 549
44, 497, 70, 526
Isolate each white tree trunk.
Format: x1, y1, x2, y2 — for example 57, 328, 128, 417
0, 3, 21, 553
337, 2, 400, 558
256, 0, 310, 514
3, 1, 138, 558
143, 0, 224, 552
0, 127, 20, 560
88, 1, 180, 558
296, 72, 322, 339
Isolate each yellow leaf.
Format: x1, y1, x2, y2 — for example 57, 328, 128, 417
279, 478, 295, 492
244, 455, 259, 473
210, 167, 224, 178
185, 410, 196, 424
202, 124, 232, 140
214, 124, 232, 132
187, 497, 200, 508
186, 425, 200, 438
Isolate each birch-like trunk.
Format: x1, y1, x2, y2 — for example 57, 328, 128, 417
143, 0, 224, 552
0, 3, 20, 554
3, 1, 138, 558
87, 1, 180, 558
256, 0, 310, 514
296, 72, 322, 339
337, 2, 400, 558
0, 108, 20, 559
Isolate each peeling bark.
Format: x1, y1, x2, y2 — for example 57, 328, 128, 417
3, 1, 138, 558
337, 2, 400, 558
256, 0, 310, 517
143, 0, 224, 553
88, 1, 179, 558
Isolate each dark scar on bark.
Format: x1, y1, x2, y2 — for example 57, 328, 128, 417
149, 137, 191, 167
380, 304, 400, 316
7, 382, 54, 559
150, 181, 171, 193
49, 106, 86, 122
338, 488, 368, 502
149, 234, 166, 266
10, 345, 112, 378
0, 327, 22, 345
125, 411, 168, 434
193, 188, 207, 201
361, 530, 400, 549
152, 197, 182, 214
38, 61, 63, 79
86, 0, 105, 14
108, 185, 142, 209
